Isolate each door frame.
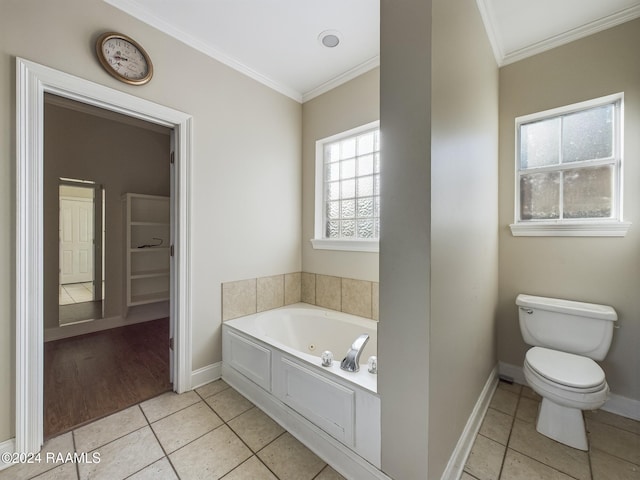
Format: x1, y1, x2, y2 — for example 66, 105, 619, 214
16, 57, 193, 453
58, 180, 101, 293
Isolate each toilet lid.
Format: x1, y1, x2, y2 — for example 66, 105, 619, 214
525, 347, 606, 389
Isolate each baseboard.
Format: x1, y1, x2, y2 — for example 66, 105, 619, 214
497, 361, 526, 385
191, 362, 222, 389
0, 438, 15, 471
602, 392, 640, 421
498, 361, 640, 421
440, 365, 499, 480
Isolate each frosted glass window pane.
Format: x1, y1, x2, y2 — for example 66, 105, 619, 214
520, 118, 560, 168
358, 154, 374, 176
520, 172, 560, 220
358, 133, 375, 155
341, 220, 355, 237
320, 126, 380, 241
563, 166, 612, 218
327, 201, 340, 219
327, 181, 340, 201
326, 162, 340, 182
357, 176, 374, 197
326, 221, 340, 238
357, 219, 374, 238
357, 197, 373, 218
375, 218, 380, 237
562, 105, 613, 163
341, 159, 356, 179
341, 138, 356, 159
374, 174, 380, 195
326, 144, 340, 163
341, 179, 355, 199
341, 199, 355, 219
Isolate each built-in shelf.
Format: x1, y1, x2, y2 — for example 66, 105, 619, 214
123, 193, 170, 312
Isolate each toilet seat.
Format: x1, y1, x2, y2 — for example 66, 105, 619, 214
525, 347, 606, 392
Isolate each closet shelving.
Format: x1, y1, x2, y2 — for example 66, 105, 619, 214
123, 193, 170, 308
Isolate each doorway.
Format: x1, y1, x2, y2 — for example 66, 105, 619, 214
16, 58, 193, 453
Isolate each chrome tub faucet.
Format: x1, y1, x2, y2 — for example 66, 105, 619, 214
340, 334, 370, 372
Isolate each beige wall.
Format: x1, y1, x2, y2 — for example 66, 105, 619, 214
301, 68, 380, 282
498, 19, 640, 403
428, 0, 499, 477
379, 0, 433, 476
44, 101, 171, 330
379, 0, 498, 477
0, 0, 301, 442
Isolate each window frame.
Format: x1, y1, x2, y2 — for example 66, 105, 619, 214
510, 93, 630, 237
311, 120, 380, 252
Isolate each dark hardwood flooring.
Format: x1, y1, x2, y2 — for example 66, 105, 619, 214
44, 318, 172, 439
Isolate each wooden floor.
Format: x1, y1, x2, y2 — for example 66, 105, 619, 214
44, 318, 172, 439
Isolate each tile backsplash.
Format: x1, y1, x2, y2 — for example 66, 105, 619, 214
222, 272, 379, 321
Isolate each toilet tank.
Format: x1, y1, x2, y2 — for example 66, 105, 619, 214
516, 294, 617, 361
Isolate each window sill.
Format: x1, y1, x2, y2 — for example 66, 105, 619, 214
509, 222, 631, 237
310, 238, 379, 252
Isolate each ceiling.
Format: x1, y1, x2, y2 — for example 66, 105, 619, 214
105, 0, 640, 103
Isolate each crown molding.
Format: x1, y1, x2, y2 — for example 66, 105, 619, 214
500, 4, 640, 66
302, 56, 380, 103
104, 0, 303, 102
476, 0, 640, 67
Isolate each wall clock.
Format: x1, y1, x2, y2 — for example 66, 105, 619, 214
96, 32, 153, 85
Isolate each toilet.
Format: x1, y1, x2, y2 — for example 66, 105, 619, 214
516, 294, 617, 450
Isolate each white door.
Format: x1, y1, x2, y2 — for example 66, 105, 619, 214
60, 197, 94, 285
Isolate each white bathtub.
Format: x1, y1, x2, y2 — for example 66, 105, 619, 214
222, 303, 387, 479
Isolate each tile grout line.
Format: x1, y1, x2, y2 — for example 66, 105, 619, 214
137, 404, 182, 480
72, 430, 80, 480
496, 387, 520, 479
195, 384, 288, 479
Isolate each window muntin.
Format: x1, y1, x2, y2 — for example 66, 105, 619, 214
515, 95, 622, 228
312, 121, 380, 251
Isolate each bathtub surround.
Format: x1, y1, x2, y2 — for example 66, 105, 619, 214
222, 273, 379, 322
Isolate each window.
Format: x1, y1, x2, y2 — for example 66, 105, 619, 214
311, 121, 380, 252
510, 94, 630, 237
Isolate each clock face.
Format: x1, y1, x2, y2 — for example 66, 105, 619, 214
97, 33, 153, 85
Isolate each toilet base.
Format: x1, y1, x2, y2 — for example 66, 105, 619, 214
536, 398, 588, 450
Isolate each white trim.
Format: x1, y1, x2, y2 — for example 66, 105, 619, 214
0, 438, 16, 471
222, 364, 392, 480
509, 222, 631, 237
475, 1, 640, 67
16, 58, 193, 454
302, 56, 380, 103
475, 0, 504, 66
440, 366, 498, 480
500, 5, 640, 66
603, 392, 640, 421
313, 121, 381, 251
310, 238, 379, 252
498, 361, 526, 386
498, 362, 640, 421
191, 362, 223, 390
104, 0, 303, 103
512, 93, 626, 236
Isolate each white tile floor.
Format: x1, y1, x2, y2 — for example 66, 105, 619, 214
59, 282, 94, 305
0, 380, 345, 480
464, 381, 640, 480
2, 379, 638, 480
